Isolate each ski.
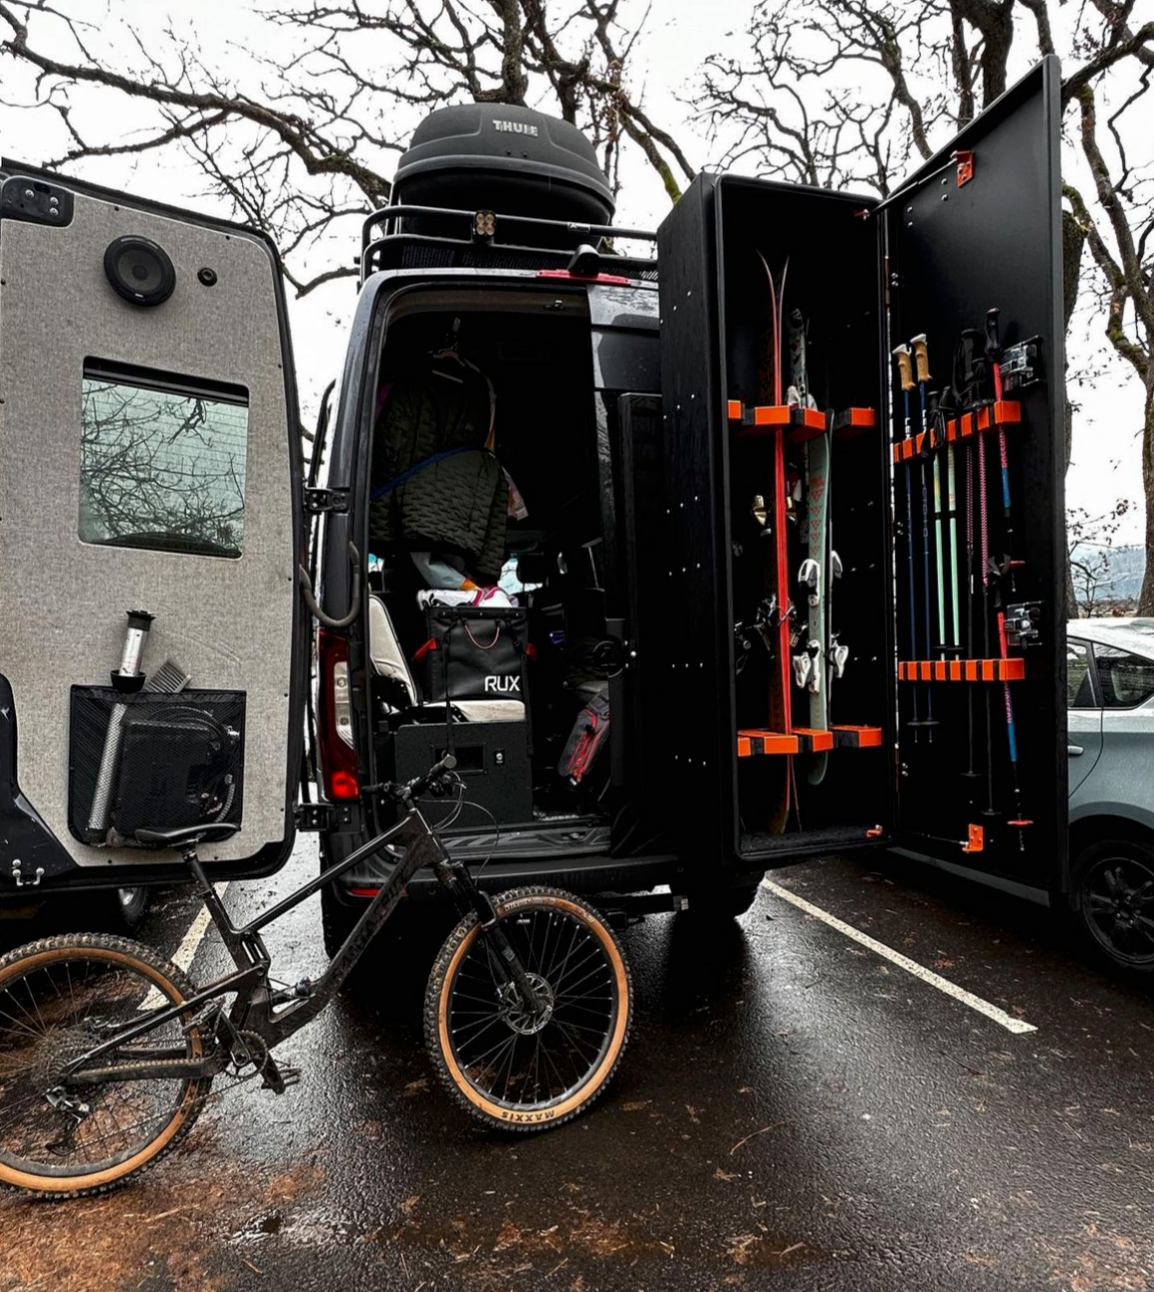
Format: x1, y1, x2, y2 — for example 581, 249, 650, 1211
754, 251, 794, 830
789, 307, 835, 786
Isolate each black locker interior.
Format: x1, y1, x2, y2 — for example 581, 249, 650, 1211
656, 58, 1066, 887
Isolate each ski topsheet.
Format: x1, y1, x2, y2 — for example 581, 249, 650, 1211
789, 309, 832, 785
754, 251, 793, 831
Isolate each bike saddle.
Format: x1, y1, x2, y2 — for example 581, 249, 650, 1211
134, 822, 241, 848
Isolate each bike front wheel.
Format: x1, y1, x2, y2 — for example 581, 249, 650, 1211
0, 933, 211, 1199
426, 886, 632, 1130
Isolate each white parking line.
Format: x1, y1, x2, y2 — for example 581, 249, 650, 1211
139, 883, 229, 1011
169, 882, 229, 974
761, 878, 1037, 1035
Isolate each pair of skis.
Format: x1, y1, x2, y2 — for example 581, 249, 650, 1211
754, 254, 845, 791
788, 306, 846, 787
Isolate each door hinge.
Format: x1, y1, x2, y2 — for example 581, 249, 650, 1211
303, 487, 350, 515
295, 802, 335, 831
10, 860, 45, 888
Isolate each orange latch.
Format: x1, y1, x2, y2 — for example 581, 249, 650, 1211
961, 823, 984, 854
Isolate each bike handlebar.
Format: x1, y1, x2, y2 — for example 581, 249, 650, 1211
384, 753, 458, 803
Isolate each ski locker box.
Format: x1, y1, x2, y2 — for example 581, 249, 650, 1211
656, 57, 1066, 890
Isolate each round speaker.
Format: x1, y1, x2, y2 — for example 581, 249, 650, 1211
103, 235, 176, 307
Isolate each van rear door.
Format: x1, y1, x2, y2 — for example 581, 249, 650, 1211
0, 166, 304, 887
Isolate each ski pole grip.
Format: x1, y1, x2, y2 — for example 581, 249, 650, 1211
892, 344, 914, 392
911, 334, 930, 384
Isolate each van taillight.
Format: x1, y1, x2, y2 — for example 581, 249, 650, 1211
317, 629, 359, 801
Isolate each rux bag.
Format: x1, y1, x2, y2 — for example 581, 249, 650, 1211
416, 606, 529, 702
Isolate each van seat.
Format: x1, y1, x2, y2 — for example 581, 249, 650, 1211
368, 595, 524, 723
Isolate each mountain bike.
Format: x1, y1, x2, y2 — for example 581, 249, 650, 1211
0, 755, 632, 1198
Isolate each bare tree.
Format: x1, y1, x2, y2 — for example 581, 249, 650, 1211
1067, 499, 1135, 615
0, 0, 694, 295
697, 0, 1153, 613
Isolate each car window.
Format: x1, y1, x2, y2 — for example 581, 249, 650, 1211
1093, 643, 1154, 709
1066, 639, 1095, 708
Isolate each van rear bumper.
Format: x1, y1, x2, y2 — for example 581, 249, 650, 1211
321, 825, 687, 905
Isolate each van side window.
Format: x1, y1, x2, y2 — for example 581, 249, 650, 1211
1066, 638, 1095, 708
1093, 643, 1154, 709
79, 361, 249, 559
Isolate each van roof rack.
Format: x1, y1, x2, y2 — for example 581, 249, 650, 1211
360, 204, 658, 287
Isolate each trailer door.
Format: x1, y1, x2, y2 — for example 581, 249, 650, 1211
886, 57, 1067, 887
0, 165, 305, 886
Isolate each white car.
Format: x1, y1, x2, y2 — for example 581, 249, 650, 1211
1067, 618, 1154, 971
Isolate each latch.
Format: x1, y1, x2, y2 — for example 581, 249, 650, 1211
11, 860, 45, 889
1001, 337, 1043, 393
1005, 602, 1043, 650
303, 487, 350, 515
294, 802, 335, 831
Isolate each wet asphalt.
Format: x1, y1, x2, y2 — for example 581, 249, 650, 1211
3, 844, 1153, 1292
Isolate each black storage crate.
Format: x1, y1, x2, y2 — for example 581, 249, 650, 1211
393, 719, 531, 827
70, 687, 245, 846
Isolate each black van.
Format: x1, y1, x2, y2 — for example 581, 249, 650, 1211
0, 60, 1070, 948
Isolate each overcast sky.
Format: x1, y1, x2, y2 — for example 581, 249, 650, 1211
0, 0, 1147, 544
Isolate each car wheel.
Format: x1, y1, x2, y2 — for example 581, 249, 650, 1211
320, 880, 361, 960
1072, 839, 1154, 973
110, 886, 150, 932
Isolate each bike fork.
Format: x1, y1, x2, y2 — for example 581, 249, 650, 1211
436, 857, 549, 1021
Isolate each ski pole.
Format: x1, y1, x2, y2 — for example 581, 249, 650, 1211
893, 344, 922, 742
985, 308, 1028, 847
977, 402, 997, 818
912, 335, 947, 656
909, 359, 935, 744
946, 419, 961, 658
954, 329, 983, 794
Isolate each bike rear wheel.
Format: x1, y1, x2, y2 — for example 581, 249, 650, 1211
426, 886, 632, 1130
0, 934, 211, 1199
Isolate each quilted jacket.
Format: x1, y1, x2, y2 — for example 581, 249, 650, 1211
369, 356, 507, 583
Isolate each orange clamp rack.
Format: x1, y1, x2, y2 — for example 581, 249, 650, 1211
944, 399, 1022, 443
831, 406, 877, 438
737, 725, 881, 755
831, 724, 884, 748
737, 730, 799, 758
726, 400, 829, 444
897, 658, 1025, 682
792, 727, 835, 753
785, 408, 830, 445
893, 400, 1023, 462
891, 430, 928, 463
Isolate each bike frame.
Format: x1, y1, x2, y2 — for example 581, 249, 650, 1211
64, 799, 528, 1088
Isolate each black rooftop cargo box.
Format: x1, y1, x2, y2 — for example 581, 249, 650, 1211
391, 103, 615, 246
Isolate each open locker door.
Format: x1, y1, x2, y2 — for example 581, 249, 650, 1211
657, 167, 892, 873
0, 165, 304, 890
886, 57, 1067, 890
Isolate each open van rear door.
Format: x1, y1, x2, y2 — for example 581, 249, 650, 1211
0, 166, 304, 888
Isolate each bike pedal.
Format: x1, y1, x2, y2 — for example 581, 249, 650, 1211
260, 1056, 302, 1094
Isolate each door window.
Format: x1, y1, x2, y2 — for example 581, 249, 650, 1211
1066, 639, 1096, 708
1093, 643, 1154, 709
79, 361, 249, 558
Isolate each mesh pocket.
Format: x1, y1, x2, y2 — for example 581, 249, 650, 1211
69, 688, 245, 846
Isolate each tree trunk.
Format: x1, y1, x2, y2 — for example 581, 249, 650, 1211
1137, 373, 1154, 614
1061, 210, 1085, 617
